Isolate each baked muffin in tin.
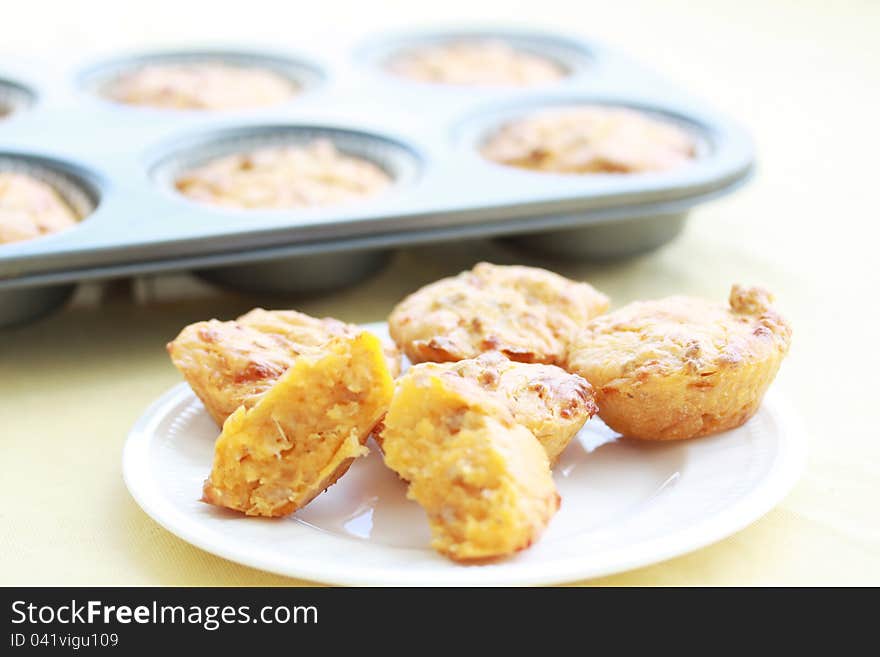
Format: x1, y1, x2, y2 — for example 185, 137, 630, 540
481, 106, 697, 174
174, 139, 392, 210
0, 172, 80, 245
386, 39, 566, 87
102, 62, 298, 111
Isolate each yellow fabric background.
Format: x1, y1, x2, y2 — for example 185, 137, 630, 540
1, 0, 878, 585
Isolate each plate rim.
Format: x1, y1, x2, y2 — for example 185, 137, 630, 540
123, 379, 806, 587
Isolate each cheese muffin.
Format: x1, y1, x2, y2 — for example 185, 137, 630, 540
102, 62, 297, 111
0, 172, 79, 245
202, 332, 394, 517
174, 139, 392, 209
377, 352, 596, 464
481, 106, 696, 174
381, 368, 559, 561
386, 39, 566, 87
566, 285, 792, 440
388, 262, 609, 365
167, 308, 400, 427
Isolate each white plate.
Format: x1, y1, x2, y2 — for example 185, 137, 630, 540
123, 323, 806, 586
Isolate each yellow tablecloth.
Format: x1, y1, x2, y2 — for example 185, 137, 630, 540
1, 0, 878, 585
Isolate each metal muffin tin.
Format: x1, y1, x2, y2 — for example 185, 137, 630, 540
0, 77, 36, 119
0, 29, 754, 327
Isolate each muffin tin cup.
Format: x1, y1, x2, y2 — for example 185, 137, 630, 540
500, 211, 689, 259
0, 31, 755, 327
0, 283, 75, 328
0, 154, 99, 327
196, 248, 391, 296
149, 123, 419, 297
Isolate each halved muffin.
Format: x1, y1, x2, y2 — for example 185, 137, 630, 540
381, 367, 560, 561
377, 352, 596, 464
167, 308, 400, 427
202, 332, 394, 517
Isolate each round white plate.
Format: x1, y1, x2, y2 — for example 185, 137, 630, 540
124, 324, 806, 586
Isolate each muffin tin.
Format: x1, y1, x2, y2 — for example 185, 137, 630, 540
0, 29, 754, 327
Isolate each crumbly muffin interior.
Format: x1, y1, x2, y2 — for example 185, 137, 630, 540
167, 308, 400, 426
391, 353, 597, 464
202, 332, 394, 517
381, 370, 559, 561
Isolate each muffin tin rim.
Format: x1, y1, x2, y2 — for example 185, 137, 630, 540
0, 173, 751, 293
0, 75, 38, 119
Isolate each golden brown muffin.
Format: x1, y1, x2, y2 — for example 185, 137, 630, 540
102, 62, 298, 110
388, 262, 609, 366
381, 368, 559, 561
377, 352, 596, 464
174, 139, 392, 210
481, 106, 696, 174
0, 172, 79, 244
386, 39, 565, 87
202, 332, 394, 517
167, 308, 400, 427
566, 285, 792, 440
